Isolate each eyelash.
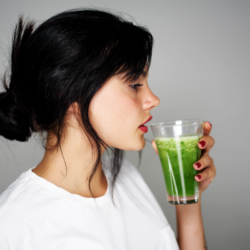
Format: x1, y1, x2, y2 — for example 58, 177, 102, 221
129, 83, 143, 91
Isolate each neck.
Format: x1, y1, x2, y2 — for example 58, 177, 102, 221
33, 126, 107, 198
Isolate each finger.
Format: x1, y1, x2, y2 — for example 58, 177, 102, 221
203, 121, 212, 136
193, 155, 214, 171
151, 140, 158, 155
198, 135, 215, 155
195, 164, 216, 182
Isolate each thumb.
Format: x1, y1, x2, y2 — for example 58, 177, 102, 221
151, 140, 158, 155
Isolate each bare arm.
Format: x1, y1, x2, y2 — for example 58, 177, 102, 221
173, 122, 215, 249
175, 196, 207, 250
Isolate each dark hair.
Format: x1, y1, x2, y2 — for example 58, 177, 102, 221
0, 8, 153, 201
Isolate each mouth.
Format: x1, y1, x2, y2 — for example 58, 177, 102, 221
139, 115, 153, 127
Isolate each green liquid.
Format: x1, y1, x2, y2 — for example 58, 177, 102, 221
155, 135, 202, 197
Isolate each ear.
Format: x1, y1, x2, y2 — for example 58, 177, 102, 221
68, 102, 80, 114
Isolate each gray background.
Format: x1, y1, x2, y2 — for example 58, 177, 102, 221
0, 1, 249, 249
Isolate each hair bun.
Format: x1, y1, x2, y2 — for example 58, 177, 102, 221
0, 91, 32, 141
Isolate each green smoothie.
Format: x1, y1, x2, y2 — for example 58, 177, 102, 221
155, 135, 202, 198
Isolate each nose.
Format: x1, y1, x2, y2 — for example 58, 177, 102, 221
144, 87, 160, 110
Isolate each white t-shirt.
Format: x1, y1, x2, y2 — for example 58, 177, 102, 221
0, 156, 179, 250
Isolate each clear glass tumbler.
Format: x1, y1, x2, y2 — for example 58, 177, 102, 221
150, 119, 204, 205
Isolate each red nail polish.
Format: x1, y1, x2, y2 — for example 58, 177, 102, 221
195, 162, 201, 168
199, 141, 206, 147
197, 174, 201, 180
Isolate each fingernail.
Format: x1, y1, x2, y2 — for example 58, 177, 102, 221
196, 174, 202, 180
195, 162, 201, 168
199, 141, 206, 147
209, 122, 212, 127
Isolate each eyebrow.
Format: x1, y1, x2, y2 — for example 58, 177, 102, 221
119, 69, 149, 83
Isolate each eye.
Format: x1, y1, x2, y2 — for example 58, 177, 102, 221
129, 83, 143, 91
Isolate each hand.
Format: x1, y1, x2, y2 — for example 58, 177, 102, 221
193, 121, 216, 194
151, 121, 216, 194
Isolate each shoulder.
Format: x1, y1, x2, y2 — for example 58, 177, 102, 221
0, 172, 34, 243
0, 173, 31, 218
0, 167, 48, 227
0, 172, 30, 214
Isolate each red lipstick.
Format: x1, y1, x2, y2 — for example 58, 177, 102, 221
138, 116, 153, 133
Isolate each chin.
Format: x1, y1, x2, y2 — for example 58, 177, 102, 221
128, 136, 146, 151
113, 134, 146, 151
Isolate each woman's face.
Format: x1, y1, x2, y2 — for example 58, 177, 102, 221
88, 69, 160, 151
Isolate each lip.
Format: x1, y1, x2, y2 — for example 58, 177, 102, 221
139, 115, 153, 127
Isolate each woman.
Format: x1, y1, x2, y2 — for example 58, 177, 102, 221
0, 8, 216, 250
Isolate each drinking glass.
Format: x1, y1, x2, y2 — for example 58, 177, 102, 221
151, 119, 204, 205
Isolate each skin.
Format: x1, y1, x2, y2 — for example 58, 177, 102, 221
33, 68, 216, 249
32, 68, 160, 198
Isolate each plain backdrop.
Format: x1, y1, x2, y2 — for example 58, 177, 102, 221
0, 1, 249, 249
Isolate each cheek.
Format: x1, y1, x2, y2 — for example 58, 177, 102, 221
88, 88, 139, 143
